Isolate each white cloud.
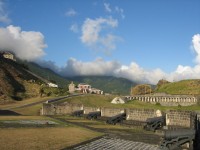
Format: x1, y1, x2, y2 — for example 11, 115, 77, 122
80, 17, 120, 54
104, 3, 112, 13
0, 0, 11, 23
60, 58, 121, 77
33, 33, 200, 85
70, 23, 79, 33
59, 33, 200, 84
0, 25, 47, 61
192, 34, 200, 64
65, 9, 77, 17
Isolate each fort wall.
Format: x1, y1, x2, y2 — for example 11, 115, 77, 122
127, 95, 197, 106
101, 107, 125, 117
166, 110, 196, 129
41, 103, 197, 128
84, 106, 101, 114
126, 108, 162, 122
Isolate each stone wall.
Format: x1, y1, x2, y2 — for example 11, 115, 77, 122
126, 108, 162, 122
101, 107, 125, 117
84, 106, 101, 114
41, 102, 83, 115
41, 102, 198, 129
166, 110, 196, 128
128, 95, 197, 106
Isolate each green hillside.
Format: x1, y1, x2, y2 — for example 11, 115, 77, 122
19, 61, 70, 88
70, 76, 136, 95
155, 79, 200, 95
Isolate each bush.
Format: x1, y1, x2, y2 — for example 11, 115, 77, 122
155, 102, 161, 106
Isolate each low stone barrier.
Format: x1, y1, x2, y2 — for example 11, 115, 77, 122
166, 110, 196, 129
41, 103, 198, 129
101, 107, 125, 117
41, 102, 83, 115
126, 108, 163, 122
83, 106, 101, 114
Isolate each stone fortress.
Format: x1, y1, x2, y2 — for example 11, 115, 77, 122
116, 93, 198, 106
41, 102, 199, 129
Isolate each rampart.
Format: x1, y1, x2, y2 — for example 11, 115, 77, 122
101, 107, 125, 117
42, 102, 83, 115
166, 110, 196, 129
126, 109, 162, 122
126, 94, 197, 106
41, 102, 197, 128
84, 106, 100, 114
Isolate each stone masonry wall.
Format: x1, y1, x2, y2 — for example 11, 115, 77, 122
42, 103, 198, 129
101, 107, 125, 117
84, 106, 101, 114
41, 102, 83, 115
126, 108, 162, 122
166, 110, 195, 128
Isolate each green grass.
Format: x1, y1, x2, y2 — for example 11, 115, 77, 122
155, 79, 200, 95
11, 104, 42, 116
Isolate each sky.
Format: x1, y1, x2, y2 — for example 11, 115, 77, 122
0, 0, 200, 84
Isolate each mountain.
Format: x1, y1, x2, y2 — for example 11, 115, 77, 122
17, 61, 136, 95
0, 57, 42, 102
69, 76, 137, 95
155, 79, 200, 95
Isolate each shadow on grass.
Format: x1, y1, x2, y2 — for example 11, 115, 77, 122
0, 110, 21, 116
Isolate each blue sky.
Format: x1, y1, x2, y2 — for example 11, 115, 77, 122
0, 0, 200, 84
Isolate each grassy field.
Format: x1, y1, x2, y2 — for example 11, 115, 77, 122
0, 96, 105, 150
12, 103, 42, 115
58, 94, 200, 111
0, 127, 102, 150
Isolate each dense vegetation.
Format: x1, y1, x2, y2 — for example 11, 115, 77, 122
131, 84, 153, 95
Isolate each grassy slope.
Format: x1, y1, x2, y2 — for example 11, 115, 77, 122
0, 58, 42, 102
20, 61, 70, 88
155, 79, 200, 95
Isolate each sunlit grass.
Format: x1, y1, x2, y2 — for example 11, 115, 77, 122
12, 103, 42, 116
0, 127, 102, 150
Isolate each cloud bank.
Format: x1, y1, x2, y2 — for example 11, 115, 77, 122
0, 25, 47, 61
39, 34, 200, 85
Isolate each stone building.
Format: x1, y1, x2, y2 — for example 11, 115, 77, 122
68, 82, 103, 94
0, 51, 16, 61
68, 81, 75, 93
